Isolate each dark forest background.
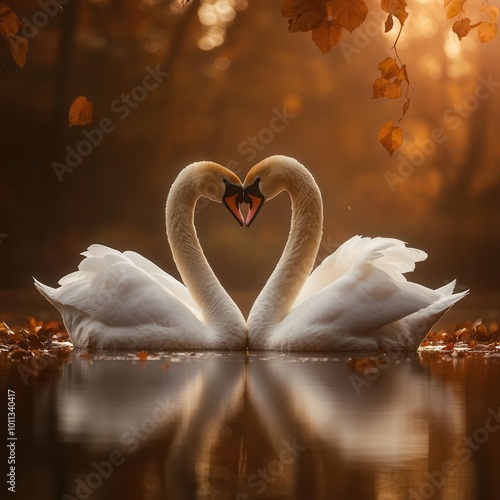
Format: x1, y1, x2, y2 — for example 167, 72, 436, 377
1, 0, 499, 320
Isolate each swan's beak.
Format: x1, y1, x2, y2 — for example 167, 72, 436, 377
222, 183, 245, 227
243, 179, 265, 228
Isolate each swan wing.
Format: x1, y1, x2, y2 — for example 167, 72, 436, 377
34, 245, 211, 349
295, 236, 427, 305
270, 240, 464, 349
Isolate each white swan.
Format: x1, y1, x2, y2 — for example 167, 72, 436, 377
243, 155, 467, 350
34, 162, 247, 349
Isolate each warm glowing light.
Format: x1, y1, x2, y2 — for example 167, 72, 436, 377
197, 0, 247, 51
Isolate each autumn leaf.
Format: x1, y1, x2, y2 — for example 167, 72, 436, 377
330, 0, 368, 33
281, 0, 327, 33
452, 18, 472, 39
69, 96, 94, 127
385, 13, 394, 32
0, 5, 20, 37
477, 21, 498, 42
311, 18, 343, 53
0, 5, 28, 68
378, 56, 400, 79
476, 7, 498, 42
378, 120, 403, 156
444, 0, 466, 19
381, 0, 408, 26
400, 97, 410, 121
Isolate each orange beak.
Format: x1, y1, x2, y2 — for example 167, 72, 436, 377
223, 193, 245, 227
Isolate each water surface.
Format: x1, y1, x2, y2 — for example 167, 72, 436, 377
3, 349, 500, 500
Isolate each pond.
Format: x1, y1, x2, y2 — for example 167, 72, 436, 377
3, 347, 500, 500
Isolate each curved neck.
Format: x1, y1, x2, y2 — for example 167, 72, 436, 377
249, 165, 323, 342
165, 171, 244, 344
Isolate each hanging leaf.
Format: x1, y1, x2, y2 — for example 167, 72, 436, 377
477, 21, 498, 42
381, 0, 408, 26
69, 96, 94, 127
0, 4, 20, 37
281, 0, 328, 33
330, 0, 368, 33
378, 121, 403, 156
452, 18, 473, 39
385, 13, 394, 32
378, 56, 400, 79
311, 18, 343, 53
400, 97, 410, 121
444, 0, 466, 19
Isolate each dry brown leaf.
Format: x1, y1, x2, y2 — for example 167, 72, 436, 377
330, 0, 368, 32
385, 13, 394, 32
372, 77, 391, 98
452, 18, 472, 39
311, 18, 343, 53
281, 0, 327, 33
381, 0, 408, 26
400, 97, 410, 121
378, 56, 400, 79
378, 120, 403, 156
477, 21, 498, 42
69, 96, 94, 127
444, 0, 466, 19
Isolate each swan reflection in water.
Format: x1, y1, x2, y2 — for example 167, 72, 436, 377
20, 349, 491, 500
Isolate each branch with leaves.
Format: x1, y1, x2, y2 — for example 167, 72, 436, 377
281, 0, 498, 155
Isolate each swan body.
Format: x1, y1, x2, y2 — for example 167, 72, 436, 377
35, 162, 246, 349
243, 155, 467, 350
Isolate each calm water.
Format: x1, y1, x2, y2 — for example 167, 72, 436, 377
2, 349, 500, 500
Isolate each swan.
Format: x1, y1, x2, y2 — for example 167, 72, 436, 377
34, 161, 247, 350
243, 155, 467, 350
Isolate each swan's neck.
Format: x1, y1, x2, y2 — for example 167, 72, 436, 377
166, 177, 244, 345
248, 168, 323, 344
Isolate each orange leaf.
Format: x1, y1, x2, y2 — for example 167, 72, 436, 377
452, 18, 472, 39
137, 351, 148, 360
69, 96, 94, 127
330, 0, 368, 33
0, 5, 20, 37
444, 0, 466, 19
381, 0, 408, 26
311, 18, 343, 53
378, 121, 403, 156
477, 21, 498, 42
372, 78, 391, 98
0, 5, 28, 68
281, 0, 327, 33
378, 56, 400, 79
